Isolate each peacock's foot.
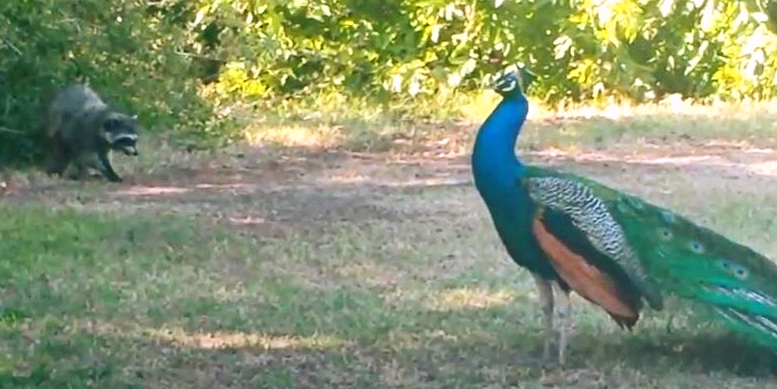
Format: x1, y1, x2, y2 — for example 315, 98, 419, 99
538, 357, 562, 370
537, 343, 563, 370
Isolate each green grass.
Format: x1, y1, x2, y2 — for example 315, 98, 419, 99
4, 99, 777, 387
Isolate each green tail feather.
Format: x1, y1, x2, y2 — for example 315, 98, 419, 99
612, 192, 777, 347
523, 165, 777, 350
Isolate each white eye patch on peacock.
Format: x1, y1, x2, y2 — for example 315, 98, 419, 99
497, 79, 517, 92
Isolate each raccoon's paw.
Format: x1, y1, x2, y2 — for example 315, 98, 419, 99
100, 172, 123, 183
45, 164, 67, 176
45, 169, 63, 178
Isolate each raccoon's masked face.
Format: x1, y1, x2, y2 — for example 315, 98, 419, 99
103, 114, 139, 156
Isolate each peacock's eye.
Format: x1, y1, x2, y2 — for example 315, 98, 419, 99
658, 228, 673, 240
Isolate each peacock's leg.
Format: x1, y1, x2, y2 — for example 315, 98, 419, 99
531, 273, 554, 362
665, 312, 675, 333
554, 282, 571, 366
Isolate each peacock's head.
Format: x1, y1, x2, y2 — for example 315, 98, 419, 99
490, 67, 535, 98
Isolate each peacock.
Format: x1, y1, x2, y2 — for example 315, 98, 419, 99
472, 69, 777, 366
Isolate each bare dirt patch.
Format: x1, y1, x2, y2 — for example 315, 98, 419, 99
5, 134, 777, 223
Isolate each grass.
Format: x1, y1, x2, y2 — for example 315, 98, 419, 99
4, 95, 777, 387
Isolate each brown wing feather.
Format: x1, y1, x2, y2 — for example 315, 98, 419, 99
532, 214, 639, 329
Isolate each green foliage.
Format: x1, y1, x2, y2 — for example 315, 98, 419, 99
0, 0, 215, 166
3, 0, 777, 165
193, 0, 777, 106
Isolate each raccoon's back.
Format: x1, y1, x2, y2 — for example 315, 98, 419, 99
45, 84, 108, 139
53, 84, 104, 106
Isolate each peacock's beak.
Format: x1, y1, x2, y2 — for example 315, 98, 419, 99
487, 77, 501, 90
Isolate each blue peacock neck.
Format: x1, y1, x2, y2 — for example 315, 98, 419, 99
472, 94, 529, 197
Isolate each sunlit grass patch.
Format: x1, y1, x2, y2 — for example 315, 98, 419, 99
145, 328, 345, 351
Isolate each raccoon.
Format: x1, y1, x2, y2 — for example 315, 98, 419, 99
43, 83, 139, 182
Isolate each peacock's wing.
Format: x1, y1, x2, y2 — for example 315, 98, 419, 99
525, 165, 777, 350
519, 167, 664, 313
531, 203, 649, 328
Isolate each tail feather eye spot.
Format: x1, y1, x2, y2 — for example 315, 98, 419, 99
658, 228, 673, 240
689, 241, 704, 254
662, 210, 676, 223
718, 259, 749, 279
734, 266, 749, 279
